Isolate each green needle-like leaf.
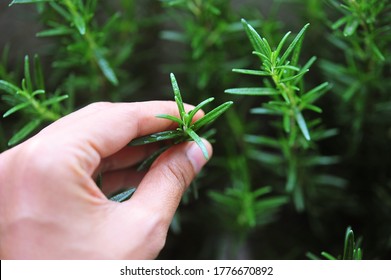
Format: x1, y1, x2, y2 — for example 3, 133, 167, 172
31, 89, 46, 97
294, 108, 311, 141
306, 252, 320, 260
241, 18, 267, 55
274, 65, 301, 72
261, 37, 272, 57
3, 102, 30, 118
187, 97, 214, 121
8, 119, 42, 146
0, 80, 20, 95
280, 23, 310, 65
354, 248, 362, 260
252, 186, 272, 198
225, 87, 279, 96
170, 73, 186, 119
208, 191, 238, 207
321, 252, 337, 260
192, 101, 233, 131
9, 0, 51, 5
50, 2, 71, 21
343, 19, 359, 36
24, 56, 33, 93
343, 227, 355, 260
280, 69, 309, 83
156, 114, 183, 125
300, 56, 317, 73
109, 188, 136, 203
244, 134, 280, 148
186, 128, 209, 160
130, 130, 182, 146
94, 50, 118, 86
275, 31, 291, 58
302, 82, 330, 103
34, 55, 45, 90
371, 43, 385, 61
73, 12, 86, 35
303, 104, 322, 113
232, 69, 270, 76
252, 51, 270, 64
36, 27, 74, 37
41, 95, 69, 107
250, 107, 282, 115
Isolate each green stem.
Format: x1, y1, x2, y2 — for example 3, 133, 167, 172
272, 69, 303, 206
63, 0, 109, 88
272, 73, 299, 147
16, 88, 60, 121
29, 95, 60, 121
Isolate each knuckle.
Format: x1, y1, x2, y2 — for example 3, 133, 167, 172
87, 101, 114, 110
81, 102, 115, 115
17, 139, 51, 173
160, 158, 192, 192
15, 138, 68, 181
167, 160, 189, 188
81, 102, 113, 117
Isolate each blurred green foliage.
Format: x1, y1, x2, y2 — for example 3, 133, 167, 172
1, 0, 390, 259
307, 226, 363, 260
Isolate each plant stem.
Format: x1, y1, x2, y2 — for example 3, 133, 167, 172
19, 90, 60, 121
63, 0, 114, 89
271, 73, 299, 147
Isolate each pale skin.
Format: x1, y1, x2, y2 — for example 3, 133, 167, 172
0, 101, 212, 259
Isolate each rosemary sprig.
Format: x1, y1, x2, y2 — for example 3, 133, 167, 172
130, 73, 233, 168
0, 55, 68, 145
226, 19, 330, 142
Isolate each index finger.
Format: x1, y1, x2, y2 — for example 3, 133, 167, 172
35, 101, 202, 174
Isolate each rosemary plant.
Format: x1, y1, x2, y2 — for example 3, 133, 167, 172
161, 2, 292, 256
208, 154, 288, 231
0, 0, 147, 144
307, 227, 363, 260
7, 0, 148, 107
160, 0, 248, 93
226, 19, 329, 141
226, 19, 338, 211
0, 55, 68, 145
321, 0, 391, 154
130, 73, 233, 168
0, 45, 15, 84
9, 0, 119, 87
102, 73, 233, 203
319, 0, 391, 257
206, 106, 288, 257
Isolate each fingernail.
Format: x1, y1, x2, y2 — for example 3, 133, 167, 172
186, 140, 210, 174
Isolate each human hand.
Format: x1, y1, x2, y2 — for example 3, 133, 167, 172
0, 101, 212, 259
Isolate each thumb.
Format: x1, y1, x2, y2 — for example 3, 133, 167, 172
115, 140, 211, 259
126, 139, 212, 220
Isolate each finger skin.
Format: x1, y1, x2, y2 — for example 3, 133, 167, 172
104, 139, 212, 259
127, 140, 212, 229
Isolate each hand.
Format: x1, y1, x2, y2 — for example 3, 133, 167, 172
0, 101, 212, 259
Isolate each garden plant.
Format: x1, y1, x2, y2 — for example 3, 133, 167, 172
0, 0, 390, 259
